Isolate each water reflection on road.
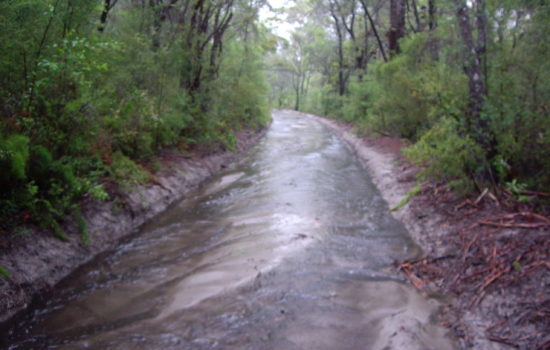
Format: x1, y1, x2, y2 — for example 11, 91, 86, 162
5, 111, 457, 349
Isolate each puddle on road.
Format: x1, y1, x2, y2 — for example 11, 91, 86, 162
4, 111, 457, 350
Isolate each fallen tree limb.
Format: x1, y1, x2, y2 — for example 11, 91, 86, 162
495, 211, 550, 223
521, 189, 550, 197
478, 220, 550, 229
474, 188, 489, 205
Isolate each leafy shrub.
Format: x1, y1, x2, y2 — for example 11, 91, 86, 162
404, 118, 482, 192
107, 151, 150, 188
0, 134, 29, 181
0, 0, 270, 241
362, 34, 468, 140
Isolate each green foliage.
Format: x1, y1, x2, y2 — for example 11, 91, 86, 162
43, 214, 69, 242
271, 1, 550, 194
74, 207, 89, 245
107, 152, 150, 188
404, 118, 482, 192
0, 0, 269, 241
505, 179, 531, 203
0, 134, 30, 182
201, 41, 270, 149
86, 182, 109, 201
0, 265, 9, 279
390, 184, 421, 212
360, 34, 468, 140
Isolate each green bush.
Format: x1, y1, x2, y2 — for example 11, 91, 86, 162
107, 151, 150, 188
0, 0, 271, 240
0, 134, 30, 181
362, 34, 468, 140
404, 118, 483, 192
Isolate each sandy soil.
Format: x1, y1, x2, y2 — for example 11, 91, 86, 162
0, 124, 269, 326
300, 111, 549, 350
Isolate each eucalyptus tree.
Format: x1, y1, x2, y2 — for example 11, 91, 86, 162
452, 0, 491, 153
388, 0, 405, 55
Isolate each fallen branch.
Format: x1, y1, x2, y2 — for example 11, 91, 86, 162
401, 267, 427, 295
478, 220, 549, 229
495, 211, 550, 223
485, 318, 506, 333
455, 199, 475, 210
488, 191, 500, 205
474, 188, 489, 205
479, 267, 510, 293
521, 189, 550, 198
400, 254, 456, 266
486, 335, 518, 347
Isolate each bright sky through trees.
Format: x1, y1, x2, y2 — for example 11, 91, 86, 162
260, 0, 297, 40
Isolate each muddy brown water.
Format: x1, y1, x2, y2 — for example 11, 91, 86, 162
3, 111, 458, 350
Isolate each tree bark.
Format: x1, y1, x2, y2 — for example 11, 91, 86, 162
453, 0, 492, 152
388, 0, 405, 56
359, 0, 387, 62
428, 0, 436, 31
98, 0, 119, 32
329, 1, 347, 96
410, 0, 420, 31
182, 0, 234, 95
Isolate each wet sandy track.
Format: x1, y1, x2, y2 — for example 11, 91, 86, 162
4, 111, 458, 349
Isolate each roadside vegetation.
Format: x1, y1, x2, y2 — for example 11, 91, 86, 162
0, 0, 271, 239
267, 0, 550, 196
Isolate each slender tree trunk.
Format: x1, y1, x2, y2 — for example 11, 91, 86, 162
428, 0, 437, 31
388, 0, 405, 56
453, 0, 493, 155
330, 11, 346, 95
27, 0, 61, 110
359, 0, 387, 62
295, 86, 300, 111
475, 0, 488, 91
99, 0, 119, 32
410, 0, 420, 31
427, 0, 439, 59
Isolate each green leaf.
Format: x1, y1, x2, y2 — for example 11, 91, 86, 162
390, 184, 421, 212
0, 265, 10, 279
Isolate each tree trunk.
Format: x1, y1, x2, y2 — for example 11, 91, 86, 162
453, 0, 494, 170
388, 0, 405, 56
359, 0, 387, 62
410, 0, 420, 31
98, 0, 119, 32
428, 0, 436, 31
427, 0, 439, 59
330, 10, 346, 95
295, 84, 300, 111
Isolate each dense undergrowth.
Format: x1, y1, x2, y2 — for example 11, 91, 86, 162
269, 0, 550, 196
338, 21, 548, 194
0, 1, 270, 240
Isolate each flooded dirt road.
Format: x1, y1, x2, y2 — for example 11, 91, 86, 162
4, 111, 457, 349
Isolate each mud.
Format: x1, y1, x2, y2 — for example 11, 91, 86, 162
0, 125, 268, 325
2, 111, 458, 349
300, 111, 549, 350
299, 112, 452, 257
